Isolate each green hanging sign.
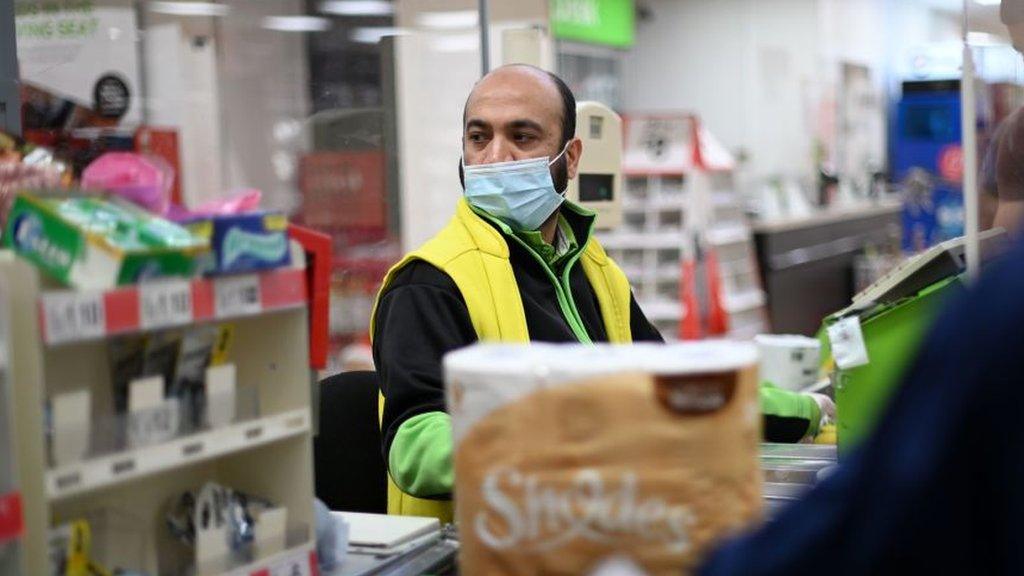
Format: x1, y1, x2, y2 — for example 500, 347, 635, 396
550, 0, 635, 48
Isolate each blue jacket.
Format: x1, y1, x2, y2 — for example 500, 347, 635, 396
700, 240, 1024, 575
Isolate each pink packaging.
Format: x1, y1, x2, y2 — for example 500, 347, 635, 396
82, 152, 174, 215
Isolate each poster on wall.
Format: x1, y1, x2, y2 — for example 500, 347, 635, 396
622, 115, 694, 174
15, 0, 142, 130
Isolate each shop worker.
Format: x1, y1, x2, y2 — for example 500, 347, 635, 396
371, 65, 827, 522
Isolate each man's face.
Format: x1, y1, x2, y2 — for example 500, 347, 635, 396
462, 67, 581, 185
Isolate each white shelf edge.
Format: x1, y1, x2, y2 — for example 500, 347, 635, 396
723, 290, 767, 313
638, 300, 684, 321
707, 224, 751, 246
221, 540, 316, 576
46, 407, 311, 501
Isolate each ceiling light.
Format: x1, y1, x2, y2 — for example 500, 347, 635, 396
967, 31, 1007, 45
350, 26, 409, 43
319, 1, 393, 16
973, 0, 1001, 5
416, 10, 478, 30
148, 1, 230, 17
262, 16, 332, 32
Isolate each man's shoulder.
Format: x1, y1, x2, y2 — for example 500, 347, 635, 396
385, 259, 460, 294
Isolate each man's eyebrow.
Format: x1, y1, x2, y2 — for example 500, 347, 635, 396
465, 118, 489, 131
509, 119, 544, 132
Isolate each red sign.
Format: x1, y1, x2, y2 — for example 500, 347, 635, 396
135, 127, 183, 206
299, 151, 387, 230
938, 144, 963, 183
0, 491, 24, 543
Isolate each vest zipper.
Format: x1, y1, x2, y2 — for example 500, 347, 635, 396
507, 234, 593, 344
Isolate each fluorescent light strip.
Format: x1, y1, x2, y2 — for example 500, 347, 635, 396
148, 1, 230, 17
416, 10, 478, 30
319, 0, 393, 16
262, 15, 332, 32
350, 26, 408, 43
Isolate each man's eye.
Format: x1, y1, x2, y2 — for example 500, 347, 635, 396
468, 133, 486, 143
514, 133, 536, 143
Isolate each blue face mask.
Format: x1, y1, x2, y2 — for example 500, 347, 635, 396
461, 144, 569, 231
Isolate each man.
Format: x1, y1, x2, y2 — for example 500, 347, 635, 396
371, 65, 663, 522
371, 65, 828, 522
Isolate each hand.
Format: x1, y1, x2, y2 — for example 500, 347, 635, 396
807, 393, 836, 422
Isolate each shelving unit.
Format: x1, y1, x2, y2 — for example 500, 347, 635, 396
598, 173, 691, 338
599, 113, 768, 340
2, 251, 318, 575
703, 170, 770, 340
0, 272, 24, 575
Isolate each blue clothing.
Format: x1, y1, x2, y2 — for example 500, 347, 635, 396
699, 241, 1024, 575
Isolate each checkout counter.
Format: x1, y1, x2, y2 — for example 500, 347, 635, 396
326, 444, 838, 576
753, 201, 902, 335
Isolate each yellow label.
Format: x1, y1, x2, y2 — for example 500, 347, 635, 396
264, 214, 288, 231
188, 220, 215, 239
211, 324, 235, 365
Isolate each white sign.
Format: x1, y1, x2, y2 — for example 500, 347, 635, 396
15, 0, 142, 125
42, 292, 106, 344
139, 279, 193, 329
214, 275, 262, 318
827, 316, 870, 370
52, 389, 91, 465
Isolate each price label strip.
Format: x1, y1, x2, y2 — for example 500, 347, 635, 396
215, 275, 262, 319
268, 551, 314, 576
42, 292, 106, 344
140, 279, 194, 329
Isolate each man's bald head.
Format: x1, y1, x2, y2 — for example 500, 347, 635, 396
464, 64, 576, 148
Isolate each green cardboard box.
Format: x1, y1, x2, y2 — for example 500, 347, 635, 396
2, 193, 208, 290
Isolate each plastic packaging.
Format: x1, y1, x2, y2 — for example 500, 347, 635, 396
82, 153, 174, 216
3, 193, 207, 289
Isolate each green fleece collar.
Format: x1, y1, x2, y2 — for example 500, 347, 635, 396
468, 199, 596, 269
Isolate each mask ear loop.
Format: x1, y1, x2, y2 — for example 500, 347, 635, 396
548, 140, 571, 167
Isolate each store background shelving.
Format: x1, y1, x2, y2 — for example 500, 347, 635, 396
598, 114, 769, 340
3, 251, 318, 575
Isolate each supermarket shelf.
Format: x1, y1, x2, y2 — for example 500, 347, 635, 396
706, 223, 750, 246
622, 195, 688, 214
46, 408, 311, 501
713, 192, 739, 207
598, 232, 687, 250
222, 541, 317, 576
38, 267, 308, 346
638, 300, 684, 321
722, 290, 766, 313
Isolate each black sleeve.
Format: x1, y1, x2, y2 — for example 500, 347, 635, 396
372, 261, 478, 463
629, 293, 665, 343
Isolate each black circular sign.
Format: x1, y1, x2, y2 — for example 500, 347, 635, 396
93, 74, 131, 119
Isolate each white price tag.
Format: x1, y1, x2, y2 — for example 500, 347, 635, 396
827, 316, 870, 370
270, 552, 312, 576
214, 275, 262, 318
42, 292, 106, 344
140, 280, 193, 329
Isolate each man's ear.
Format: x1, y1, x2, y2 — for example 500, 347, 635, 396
566, 138, 583, 180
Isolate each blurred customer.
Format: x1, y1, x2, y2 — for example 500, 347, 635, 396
699, 238, 1022, 575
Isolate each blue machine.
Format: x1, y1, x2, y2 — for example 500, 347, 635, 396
892, 80, 966, 252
